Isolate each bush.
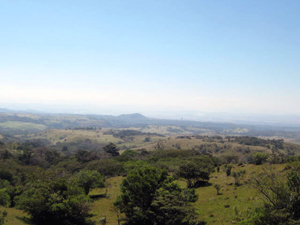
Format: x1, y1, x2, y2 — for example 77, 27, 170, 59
251, 153, 269, 165
86, 159, 124, 177
0, 189, 9, 206
243, 166, 300, 224
16, 178, 92, 225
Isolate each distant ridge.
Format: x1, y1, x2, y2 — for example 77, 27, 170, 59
117, 113, 148, 120
0, 108, 43, 114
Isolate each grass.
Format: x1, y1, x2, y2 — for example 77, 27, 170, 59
28, 129, 168, 150
90, 176, 124, 224
30, 129, 123, 145
194, 164, 285, 224
0, 121, 46, 131
0, 206, 28, 225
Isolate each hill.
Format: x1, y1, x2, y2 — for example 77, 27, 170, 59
1, 110, 300, 143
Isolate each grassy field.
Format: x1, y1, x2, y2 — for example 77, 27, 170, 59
0, 206, 28, 225
30, 129, 122, 145
27, 129, 167, 150
0, 121, 47, 131
194, 164, 285, 224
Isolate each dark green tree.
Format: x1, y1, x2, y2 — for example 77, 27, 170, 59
114, 166, 198, 225
18, 147, 33, 165
176, 161, 210, 188
16, 178, 92, 225
75, 150, 90, 163
251, 153, 269, 165
103, 143, 119, 157
231, 170, 246, 186
225, 164, 233, 176
0, 211, 7, 225
70, 170, 105, 195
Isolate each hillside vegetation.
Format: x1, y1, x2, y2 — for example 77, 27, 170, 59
1, 111, 300, 143
0, 111, 300, 224
0, 130, 299, 224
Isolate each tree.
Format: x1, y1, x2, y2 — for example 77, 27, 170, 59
75, 150, 91, 163
0, 211, 7, 225
114, 166, 199, 225
176, 161, 210, 188
103, 143, 119, 157
0, 150, 11, 161
70, 170, 105, 195
231, 170, 246, 186
16, 178, 92, 225
251, 153, 269, 165
222, 155, 239, 164
243, 164, 300, 224
213, 184, 221, 195
154, 141, 165, 150
86, 159, 124, 177
18, 147, 33, 165
121, 149, 138, 157
0, 189, 9, 206
144, 137, 151, 142
225, 164, 233, 176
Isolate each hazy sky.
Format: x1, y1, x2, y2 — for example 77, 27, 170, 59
1, 0, 300, 115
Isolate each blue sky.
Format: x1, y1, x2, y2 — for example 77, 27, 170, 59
1, 0, 300, 115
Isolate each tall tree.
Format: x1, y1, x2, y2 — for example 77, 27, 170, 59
176, 161, 210, 188
103, 143, 119, 157
16, 177, 92, 225
70, 170, 105, 195
114, 166, 198, 225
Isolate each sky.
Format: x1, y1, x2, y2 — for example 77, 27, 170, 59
1, 0, 300, 116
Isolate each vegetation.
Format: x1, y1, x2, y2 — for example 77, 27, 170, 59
114, 166, 199, 225
1, 116, 300, 224
242, 164, 300, 224
16, 177, 92, 225
176, 160, 212, 188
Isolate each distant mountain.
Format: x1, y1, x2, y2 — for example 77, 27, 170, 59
117, 113, 148, 120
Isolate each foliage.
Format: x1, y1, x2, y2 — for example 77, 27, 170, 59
0, 211, 7, 225
221, 155, 239, 164
213, 184, 221, 195
86, 159, 124, 177
154, 141, 165, 150
121, 149, 139, 157
114, 166, 199, 225
176, 161, 211, 188
234, 137, 284, 149
251, 153, 269, 165
70, 170, 105, 195
75, 150, 98, 163
0, 169, 13, 183
242, 166, 300, 224
0, 189, 10, 206
231, 170, 246, 186
18, 147, 33, 165
124, 160, 148, 172
224, 164, 233, 176
16, 178, 92, 225
103, 143, 119, 157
